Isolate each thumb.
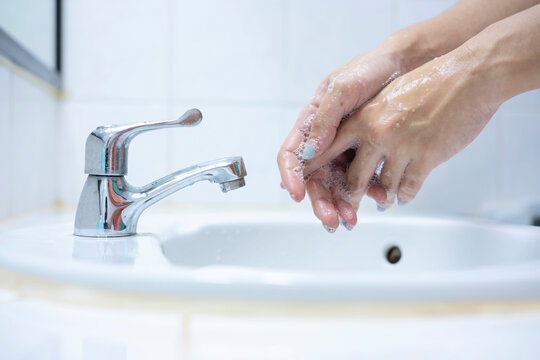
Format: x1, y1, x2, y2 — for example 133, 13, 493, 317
301, 80, 358, 160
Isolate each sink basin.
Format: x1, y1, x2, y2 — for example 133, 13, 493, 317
163, 220, 540, 272
0, 211, 539, 301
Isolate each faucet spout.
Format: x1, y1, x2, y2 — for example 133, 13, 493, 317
140, 156, 247, 208
74, 156, 246, 237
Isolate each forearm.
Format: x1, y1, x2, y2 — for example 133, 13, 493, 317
382, 0, 540, 72
466, 4, 540, 103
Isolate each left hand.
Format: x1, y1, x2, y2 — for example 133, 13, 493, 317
278, 45, 412, 231
305, 48, 500, 215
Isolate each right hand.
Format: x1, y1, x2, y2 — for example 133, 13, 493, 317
278, 42, 409, 231
304, 48, 499, 214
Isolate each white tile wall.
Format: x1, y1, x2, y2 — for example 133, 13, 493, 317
285, 0, 396, 102
0, 64, 59, 218
500, 110, 540, 205
499, 90, 540, 210
168, 103, 283, 206
3, 0, 539, 220
10, 73, 58, 214
503, 89, 540, 109
171, 0, 285, 102
63, 0, 170, 100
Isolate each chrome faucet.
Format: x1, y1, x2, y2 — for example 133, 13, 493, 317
74, 109, 247, 237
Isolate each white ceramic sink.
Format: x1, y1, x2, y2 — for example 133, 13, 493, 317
163, 220, 540, 272
0, 211, 539, 301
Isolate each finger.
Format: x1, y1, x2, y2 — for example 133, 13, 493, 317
366, 184, 386, 205
303, 117, 359, 176
350, 175, 386, 211
306, 176, 340, 232
277, 150, 305, 202
302, 77, 359, 160
326, 152, 357, 230
346, 144, 382, 206
335, 199, 357, 230
378, 156, 410, 210
397, 159, 431, 205
277, 107, 318, 201
278, 81, 329, 201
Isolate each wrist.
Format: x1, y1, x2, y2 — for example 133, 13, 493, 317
460, 14, 540, 104
436, 40, 502, 112
379, 27, 443, 74
458, 5, 540, 103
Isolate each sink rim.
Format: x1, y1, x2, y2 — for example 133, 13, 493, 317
0, 210, 539, 302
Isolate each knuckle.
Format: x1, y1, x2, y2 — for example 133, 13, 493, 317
381, 177, 395, 191
380, 165, 402, 191
403, 176, 419, 191
333, 77, 349, 91
368, 127, 389, 146
399, 176, 421, 198
310, 118, 325, 135
329, 76, 354, 98
364, 114, 402, 147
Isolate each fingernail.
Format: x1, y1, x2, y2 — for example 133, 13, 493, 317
377, 205, 386, 212
323, 224, 336, 233
398, 200, 407, 207
340, 218, 354, 231
280, 182, 287, 191
302, 144, 316, 160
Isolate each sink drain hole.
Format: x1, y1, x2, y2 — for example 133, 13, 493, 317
386, 246, 401, 264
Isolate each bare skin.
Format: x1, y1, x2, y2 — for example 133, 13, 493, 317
305, 47, 498, 210
277, 0, 540, 231
278, 48, 407, 230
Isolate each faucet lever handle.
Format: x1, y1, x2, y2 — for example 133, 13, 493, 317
84, 108, 202, 176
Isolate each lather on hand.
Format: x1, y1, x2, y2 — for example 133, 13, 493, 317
278, 0, 540, 231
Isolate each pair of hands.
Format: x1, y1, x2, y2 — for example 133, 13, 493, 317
278, 38, 498, 232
